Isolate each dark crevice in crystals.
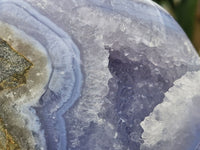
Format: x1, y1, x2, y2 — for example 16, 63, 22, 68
64, 45, 192, 150
101, 48, 173, 150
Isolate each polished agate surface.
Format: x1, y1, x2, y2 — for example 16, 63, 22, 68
0, 0, 200, 150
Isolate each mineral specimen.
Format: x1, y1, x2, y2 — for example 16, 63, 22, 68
0, 0, 200, 150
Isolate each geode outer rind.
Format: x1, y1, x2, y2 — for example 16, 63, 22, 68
0, 38, 32, 90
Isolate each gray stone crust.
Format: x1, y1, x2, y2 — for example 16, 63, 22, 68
0, 38, 32, 90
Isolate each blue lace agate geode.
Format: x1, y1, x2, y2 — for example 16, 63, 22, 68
0, 0, 200, 150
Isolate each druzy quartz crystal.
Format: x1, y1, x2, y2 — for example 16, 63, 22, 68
0, 0, 200, 150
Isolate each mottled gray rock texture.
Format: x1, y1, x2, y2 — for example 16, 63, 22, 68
0, 38, 32, 90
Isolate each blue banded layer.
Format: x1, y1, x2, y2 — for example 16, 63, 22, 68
0, 0, 82, 149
